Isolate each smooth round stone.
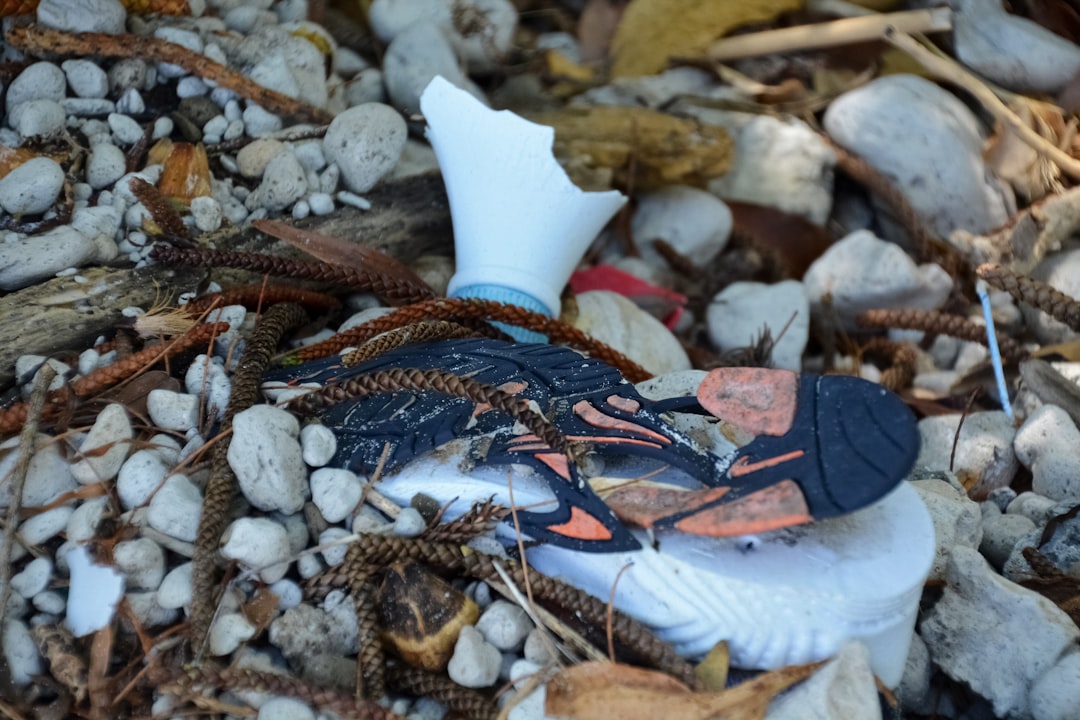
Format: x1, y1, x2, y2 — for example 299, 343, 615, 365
632, 185, 732, 266
952, 0, 1080, 94
11, 557, 52, 599
5, 62, 65, 115
146, 389, 199, 432
209, 612, 257, 656
382, 20, 485, 116
11, 99, 66, 138
242, 103, 283, 136
157, 562, 193, 610
707, 280, 809, 371
803, 229, 952, 329
113, 538, 166, 591
63, 59, 109, 98
0, 158, 64, 215
310, 467, 364, 523
227, 405, 307, 514
916, 412, 1018, 500
66, 496, 109, 543
146, 474, 202, 542
447, 625, 501, 688
107, 113, 144, 145
86, 143, 127, 190
476, 600, 532, 652
249, 151, 307, 212
71, 403, 132, 484
572, 290, 691, 376
300, 424, 336, 466
236, 138, 285, 178
369, 0, 516, 69
221, 517, 291, 583
37, 0, 126, 34
1014, 404, 1080, 502
116, 449, 171, 509
0, 227, 99, 291
322, 103, 407, 193
189, 196, 223, 232
0, 433, 76, 508
824, 74, 1012, 239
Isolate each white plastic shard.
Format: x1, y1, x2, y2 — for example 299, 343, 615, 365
420, 75, 627, 319
65, 543, 125, 637
374, 446, 935, 688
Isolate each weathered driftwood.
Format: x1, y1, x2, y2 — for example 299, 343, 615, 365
0, 172, 453, 390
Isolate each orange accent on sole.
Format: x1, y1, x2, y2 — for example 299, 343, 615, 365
603, 485, 732, 529
572, 400, 672, 444
697, 368, 800, 437
546, 505, 613, 541
606, 394, 641, 413
728, 449, 805, 478
533, 452, 572, 480
673, 479, 813, 536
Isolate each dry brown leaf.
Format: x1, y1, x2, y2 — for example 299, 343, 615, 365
529, 106, 732, 190
984, 98, 1067, 201
610, 0, 803, 78
579, 0, 626, 63
158, 141, 212, 205
545, 660, 821, 720
0, 144, 51, 178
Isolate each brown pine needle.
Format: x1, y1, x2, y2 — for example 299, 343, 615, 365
978, 263, 1080, 333
857, 307, 1028, 363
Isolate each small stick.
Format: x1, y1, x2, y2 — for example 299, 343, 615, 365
707, 8, 951, 61
5, 24, 333, 124
883, 27, 1080, 181
0, 364, 57, 628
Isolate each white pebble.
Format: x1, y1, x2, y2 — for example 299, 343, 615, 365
336, 190, 371, 210
310, 468, 364, 523
382, 21, 484, 116
176, 76, 209, 98
63, 59, 109, 98
11, 99, 66, 138
475, 600, 532, 651
19, 506, 73, 545
209, 612, 257, 656
190, 196, 223, 232
319, 527, 353, 566
5, 62, 65, 114
916, 412, 1018, 498
116, 449, 170, 509
157, 562, 193, 609
1014, 404, 1080, 502
37, 0, 125, 34
228, 405, 308, 514
146, 474, 203, 542
71, 403, 132, 484
707, 280, 809, 371
223, 119, 245, 141
107, 113, 144, 145
147, 389, 199, 432
86, 143, 127, 190
632, 185, 732, 266
243, 103, 283, 136
11, 557, 52, 599
185, 354, 231, 419
124, 591, 178, 629
307, 191, 334, 215
300, 423, 337, 466
269, 579, 303, 609
322, 102, 407, 193
291, 199, 310, 219
33, 591, 66, 615
0, 433, 76, 508
2, 619, 42, 685
573, 291, 690, 376
447, 624, 501, 687
203, 114, 228, 139
65, 497, 109, 543
258, 697, 316, 720
222, 517, 292, 583
237, 138, 285, 178
154, 27, 202, 78
803, 229, 952, 329
116, 88, 145, 115
0, 157, 64, 215
112, 538, 166, 591
250, 151, 308, 211
392, 507, 427, 537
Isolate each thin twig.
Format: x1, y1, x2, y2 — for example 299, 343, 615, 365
883, 28, 1080, 181
0, 364, 57, 628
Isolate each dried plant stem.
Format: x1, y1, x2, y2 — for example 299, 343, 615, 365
883, 28, 1080, 181
341, 321, 487, 366
129, 177, 187, 238
861, 337, 918, 392
0, 322, 228, 436
288, 367, 569, 455
290, 298, 652, 382
707, 7, 951, 61
386, 665, 497, 720
160, 663, 402, 720
419, 498, 509, 545
5, 25, 333, 124
0, 364, 56, 628
184, 284, 342, 315
857, 308, 1028, 363
151, 244, 435, 306
188, 304, 309, 654
311, 535, 699, 689
978, 263, 1080, 332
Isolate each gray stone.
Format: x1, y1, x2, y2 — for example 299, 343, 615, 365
447, 625, 501, 688
824, 74, 1012, 239
707, 280, 809, 371
915, 411, 1018, 499
5, 62, 65, 115
37, 0, 125, 34
62, 59, 109, 98
86, 143, 127, 190
573, 290, 691, 376
249, 151, 307, 212
1015, 404, 1080, 502
910, 476, 984, 582
0, 227, 99, 291
0, 158, 64, 215
919, 546, 1079, 718
1030, 650, 1080, 720
112, 538, 166, 591
632, 185, 732, 266
475, 600, 533, 652
382, 20, 485, 116
898, 632, 932, 714
146, 474, 202, 542
227, 405, 307, 514
952, 0, 1080, 94
70, 403, 132, 484
107, 113, 145, 146
980, 512, 1037, 569
764, 642, 881, 720
11, 99, 66, 138
322, 103, 406, 193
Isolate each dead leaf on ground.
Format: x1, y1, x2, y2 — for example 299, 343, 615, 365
1019, 547, 1080, 627
529, 105, 732, 190
984, 98, 1068, 201
609, 0, 803, 78
578, 0, 626, 63
157, 141, 212, 205
545, 659, 821, 720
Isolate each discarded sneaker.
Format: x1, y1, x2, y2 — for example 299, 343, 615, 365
268, 338, 934, 685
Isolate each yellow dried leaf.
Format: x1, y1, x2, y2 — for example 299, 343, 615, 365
530, 105, 732, 190
610, 0, 804, 78
545, 49, 598, 85
694, 640, 730, 691
158, 142, 212, 205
